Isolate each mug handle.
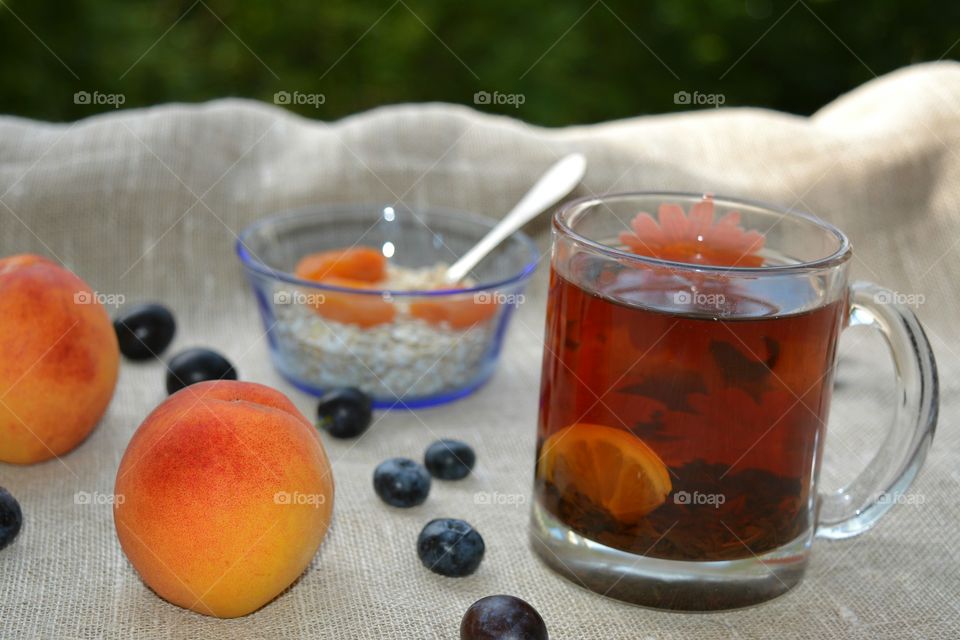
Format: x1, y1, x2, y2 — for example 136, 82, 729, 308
815, 281, 939, 539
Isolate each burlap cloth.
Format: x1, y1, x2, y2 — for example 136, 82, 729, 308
1, 62, 958, 639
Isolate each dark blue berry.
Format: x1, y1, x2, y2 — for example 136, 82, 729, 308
165, 348, 237, 394
424, 439, 475, 480
0, 487, 23, 551
373, 458, 430, 508
417, 518, 484, 577
114, 303, 177, 360
317, 387, 373, 439
460, 595, 548, 640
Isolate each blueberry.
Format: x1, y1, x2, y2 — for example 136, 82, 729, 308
424, 439, 475, 480
417, 518, 484, 577
460, 595, 548, 640
165, 348, 237, 394
317, 387, 373, 439
373, 458, 430, 508
0, 487, 23, 551
113, 303, 177, 360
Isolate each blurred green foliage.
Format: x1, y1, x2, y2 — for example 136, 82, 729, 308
1, 0, 957, 125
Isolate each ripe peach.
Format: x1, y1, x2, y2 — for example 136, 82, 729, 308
114, 380, 335, 618
0, 254, 119, 464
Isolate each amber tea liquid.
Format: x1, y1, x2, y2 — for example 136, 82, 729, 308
535, 261, 845, 562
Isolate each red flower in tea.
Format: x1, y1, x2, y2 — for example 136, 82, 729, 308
619, 196, 765, 267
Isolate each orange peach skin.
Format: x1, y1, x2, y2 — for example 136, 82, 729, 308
114, 380, 335, 618
0, 254, 119, 464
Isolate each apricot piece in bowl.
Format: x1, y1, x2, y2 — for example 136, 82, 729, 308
114, 380, 334, 618
307, 276, 396, 328
0, 254, 119, 464
294, 246, 387, 283
293, 247, 395, 328
410, 294, 499, 330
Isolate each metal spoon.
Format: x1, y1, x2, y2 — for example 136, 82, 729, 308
444, 153, 587, 284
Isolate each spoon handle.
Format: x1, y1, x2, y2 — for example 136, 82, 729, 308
445, 153, 587, 284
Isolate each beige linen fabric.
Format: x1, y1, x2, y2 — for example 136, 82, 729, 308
1, 62, 958, 639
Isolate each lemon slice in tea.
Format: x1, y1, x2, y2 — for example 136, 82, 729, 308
540, 423, 672, 523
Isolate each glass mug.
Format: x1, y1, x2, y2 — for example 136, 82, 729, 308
530, 192, 938, 610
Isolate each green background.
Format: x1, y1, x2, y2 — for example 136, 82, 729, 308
2, 0, 957, 125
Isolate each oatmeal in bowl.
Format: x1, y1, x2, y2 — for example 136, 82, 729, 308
236, 204, 538, 408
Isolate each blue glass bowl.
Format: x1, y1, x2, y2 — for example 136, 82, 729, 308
236, 204, 539, 408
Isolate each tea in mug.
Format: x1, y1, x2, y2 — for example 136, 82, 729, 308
535, 262, 845, 562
